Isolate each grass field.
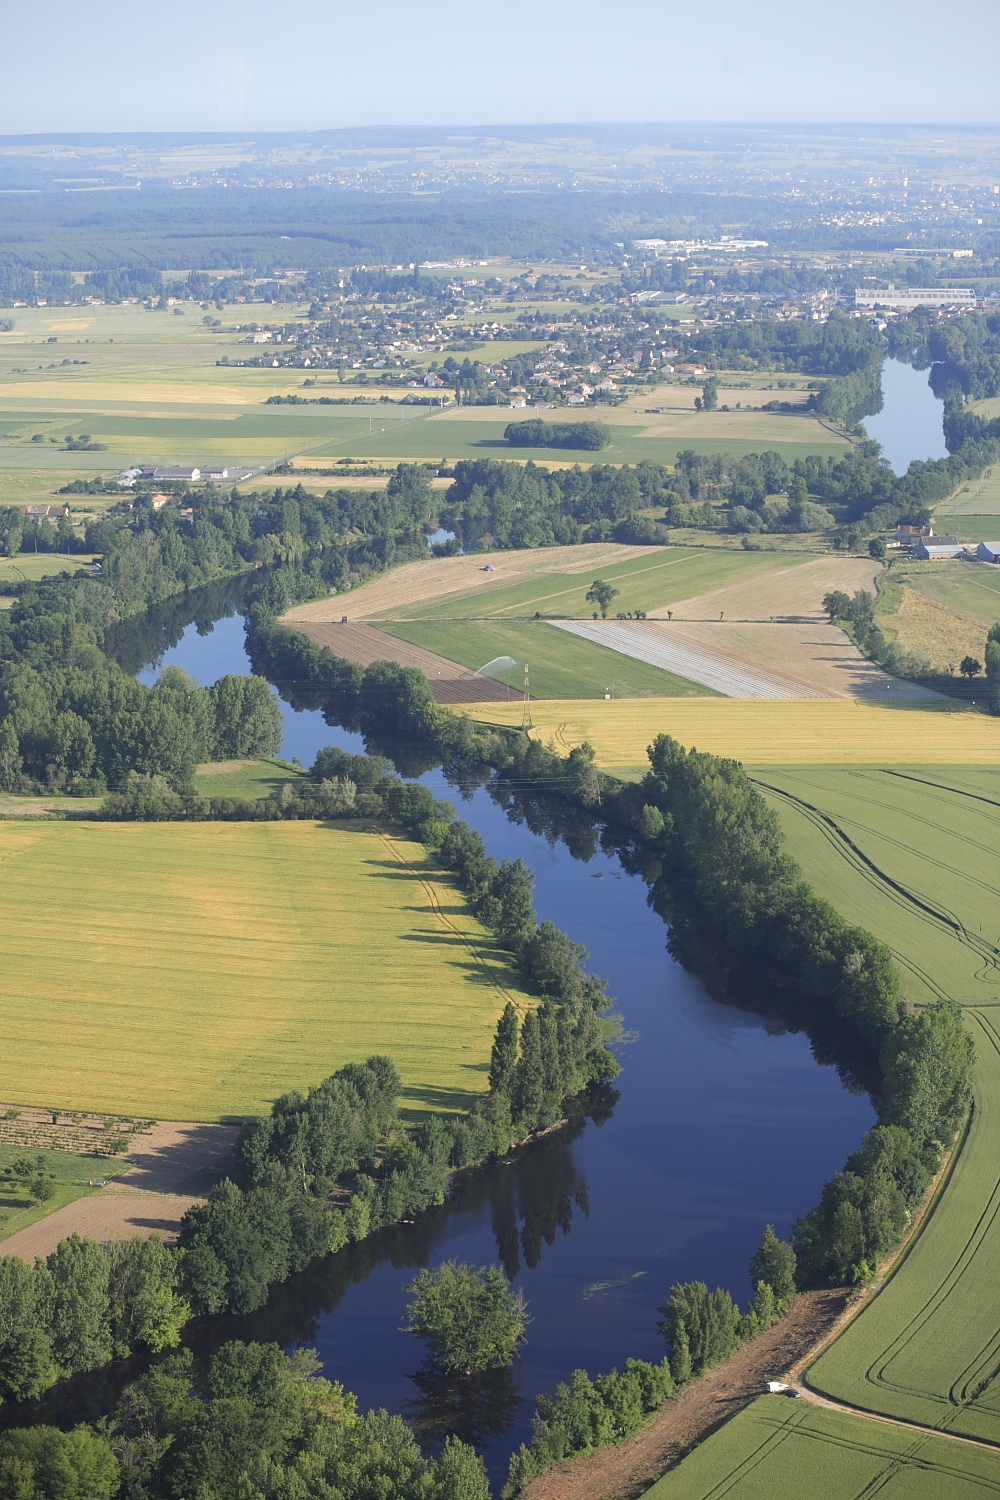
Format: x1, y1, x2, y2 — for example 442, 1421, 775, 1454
376, 619, 719, 699
0, 1141, 133, 1245
0, 552, 97, 585
645, 1396, 1000, 1499
310, 413, 848, 470
0, 404, 439, 471
934, 463, 1000, 543
0, 820, 528, 1122
898, 560, 1000, 630
874, 559, 999, 673
458, 701, 1000, 777
192, 757, 306, 799
752, 766, 1000, 1444
368, 549, 808, 623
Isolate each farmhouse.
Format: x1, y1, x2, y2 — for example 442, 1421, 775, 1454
890, 522, 933, 549
22, 504, 69, 520
138, 466, 201, 482
977, 541, 1000, 563
914, 535, 963, 559
201, 465, 255, 482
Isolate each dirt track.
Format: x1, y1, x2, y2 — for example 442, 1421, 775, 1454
290, 621, 518, 703
520, 1290, 851, 1500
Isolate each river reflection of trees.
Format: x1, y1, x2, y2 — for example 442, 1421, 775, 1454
106, 572, 261, 676
188, 1107, 606, 1360
0, 1105, 610, 1441
403, 1364, 524, 1450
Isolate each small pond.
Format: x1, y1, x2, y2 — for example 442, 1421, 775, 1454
866, 358, 948, 475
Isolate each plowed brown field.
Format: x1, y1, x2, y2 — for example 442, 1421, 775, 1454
290, 621, 516, 703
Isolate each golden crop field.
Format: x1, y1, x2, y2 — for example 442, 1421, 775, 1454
459, 699, 1000, 776
0, 819, 527, 1122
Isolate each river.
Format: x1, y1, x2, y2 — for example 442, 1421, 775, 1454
865, 358, 948, 476
132, 600, 874, 1485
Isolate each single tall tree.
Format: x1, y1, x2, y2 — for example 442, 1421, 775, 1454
585, 579, 619, 619
489, 1004, 520, 1097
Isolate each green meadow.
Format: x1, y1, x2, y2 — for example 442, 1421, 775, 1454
646, 1396, 1000, 1500
315, 415, 848, 469
192, 757, 307, 799
376, 618, 719, 699
755, 768, 1000, 1440
902, 559, 1000, 629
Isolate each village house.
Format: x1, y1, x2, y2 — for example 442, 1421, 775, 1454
22, 504, 69, 520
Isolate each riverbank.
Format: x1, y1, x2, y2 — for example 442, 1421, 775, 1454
520, 1289, 851, 1500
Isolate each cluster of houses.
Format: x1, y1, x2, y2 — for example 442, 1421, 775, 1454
891, 522, 1000, 562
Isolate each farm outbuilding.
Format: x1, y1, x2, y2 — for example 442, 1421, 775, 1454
976, 541, 1000, 563
914, 536, 963, 560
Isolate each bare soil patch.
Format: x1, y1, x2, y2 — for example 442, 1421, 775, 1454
520, 1290, 851, 1500
1, 1193, 203, 1262
283, 544, 661, 625
106, 1120, 238, 1196
636, 557, 942, 703
291, 621, 515, 703
0, 1120, 237, 1263
661, 622, 940, 702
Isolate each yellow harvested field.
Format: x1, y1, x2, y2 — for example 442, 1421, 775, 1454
284, 542, 662, 624
650, 554, 881, 621
879, 585, 987, 671
0, 820, 528, 1122
654, 620, 938, 701
458, 699, 1000, 775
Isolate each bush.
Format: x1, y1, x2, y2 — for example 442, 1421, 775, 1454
402, 1260, 528, 1373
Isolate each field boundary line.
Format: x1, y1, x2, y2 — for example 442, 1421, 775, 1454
754, 777, 1000, 982
374, 832, 526, 1013
786, 1112, 970, 1397
792, 1387, 1000, 1457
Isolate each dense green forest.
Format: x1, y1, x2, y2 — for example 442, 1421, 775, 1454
0, 189, 761, 282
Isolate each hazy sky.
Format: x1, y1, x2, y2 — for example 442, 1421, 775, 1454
3, 0, 998, 134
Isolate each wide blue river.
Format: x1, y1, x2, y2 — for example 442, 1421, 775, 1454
134, 608, 873, 1483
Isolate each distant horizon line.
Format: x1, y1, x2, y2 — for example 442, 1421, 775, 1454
1, 121, 999, 146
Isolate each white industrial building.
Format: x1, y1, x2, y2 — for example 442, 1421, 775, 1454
854, 286, 976, 310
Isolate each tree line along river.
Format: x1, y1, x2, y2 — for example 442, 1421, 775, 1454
120, 594, 875, 1486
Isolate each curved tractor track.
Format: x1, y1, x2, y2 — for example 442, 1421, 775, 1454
754, 769, 1000, 1448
